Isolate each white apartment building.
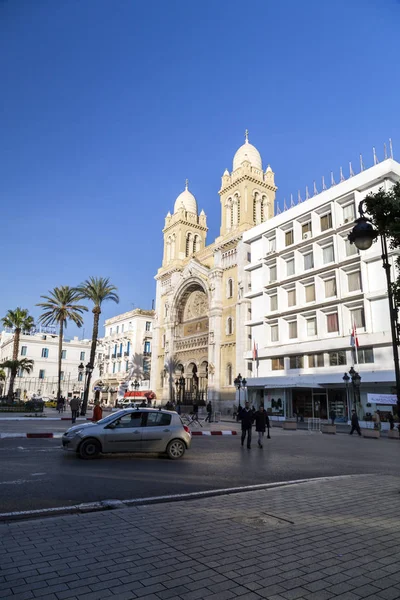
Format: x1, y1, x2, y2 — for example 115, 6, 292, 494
99, 308, 155, 404
243, 158, 400, 421
0, 328, 97, 399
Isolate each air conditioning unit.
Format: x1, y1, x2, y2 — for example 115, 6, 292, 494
344, 218, 349, 223
303, 232, 312, 240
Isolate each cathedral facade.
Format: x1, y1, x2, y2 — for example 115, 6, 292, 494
150, 134, 277, 406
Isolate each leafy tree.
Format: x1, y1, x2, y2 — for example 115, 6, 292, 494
0, 368, 6, 396
76, 277, 119, 413
164, 356, 181, 401
0, 358, 34, 399
364, 181, 400, 303
37, 287, 87, 403
1, 308, 35, 360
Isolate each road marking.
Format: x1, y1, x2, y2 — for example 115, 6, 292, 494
0, 479, 44, 485
31, 473, 46, 476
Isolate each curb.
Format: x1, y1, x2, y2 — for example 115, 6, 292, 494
0, 433, 63, 439
0, 417, 92, 421
191, 430, 237, 436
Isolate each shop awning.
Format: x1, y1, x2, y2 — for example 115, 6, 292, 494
124, 391, 152, 398
246, 370, 395, 389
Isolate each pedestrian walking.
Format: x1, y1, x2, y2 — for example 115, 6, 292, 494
349, 409, 361, 436
388, 412, 394, 430
70, 396, 80, 424
192, 402, 199, 422
254, 405, 270, 448
92, 400, 103, 422
239, 401, 254, 449
176, 401, 181, 415
329, 409, 336, 426
205, 401, 212, 423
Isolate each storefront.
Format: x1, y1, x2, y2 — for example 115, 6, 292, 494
247, 370, 396, 421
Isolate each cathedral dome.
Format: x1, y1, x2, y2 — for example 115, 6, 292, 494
173, 180, 197, 214
233, 131, 262, 171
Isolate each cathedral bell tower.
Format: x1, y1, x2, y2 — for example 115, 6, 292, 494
162, 180, 208, 268
219, 131, 277, 237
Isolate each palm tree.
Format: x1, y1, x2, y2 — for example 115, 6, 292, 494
37, 287, 87, 403
164, 356, 181, 401
76, 277, 119, 414
1, 308, 35, 360
0, 368, 6, 397
0, 359, 34, 399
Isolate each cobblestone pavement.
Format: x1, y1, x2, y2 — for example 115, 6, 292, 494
1, 474, 400, 599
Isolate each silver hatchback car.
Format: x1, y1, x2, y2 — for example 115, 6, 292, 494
62, 408, 191, 460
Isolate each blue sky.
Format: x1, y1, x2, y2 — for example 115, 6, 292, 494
1, 0, 399, 338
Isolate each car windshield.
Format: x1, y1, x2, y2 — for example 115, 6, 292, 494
96, 412, 125, 426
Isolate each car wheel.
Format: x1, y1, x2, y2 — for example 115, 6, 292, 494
166, 439, 185, 460
78, 438, 101, 460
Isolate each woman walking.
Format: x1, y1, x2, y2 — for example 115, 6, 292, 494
254, 405, 270, 448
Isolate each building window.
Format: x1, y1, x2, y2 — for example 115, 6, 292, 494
125, 361, 129, 371
271, 357, 284, 371
302, 222, 312, 237
109, 328, 112, 335
289, 355, 303, 369
287, 289, 296, 307
323, 245, 334, 264
80, 351, 85, 361
39, 370, 45, 380
351, 307, 365, 328
61, 350, 66, 359
60, 371, 64, 381
145, 322, 151, 331
343, 203, 356, 223
270, 294, 278, 311
285, 230, 294, 247
112, 363, 116, 373
306, 317, 317, 336
162, 334, 166, 348
304, 252, 314, 270
226, 364, 232, 386
320, 212, 332, 231
325, 278, 337, 298
358, 347, 374, 364
185, 233, 192, 257
17, 368, 23, 378
21, 346, 27, 356
41, 348, 49, 358
308, 353, 324, 368
271, 324, 279, 342
329, 350, 347, 366
121, 324, 124, 333
348, 271, 362, 292
144, 341, 151, 353
227, 278, 233, 298
288, 320, 297, 339
78, 372, 83, 382
345, 238, 358, 257
327, 312, 339, 333
117, 362, 121, 372
269, 264, 277, 282
269, 238, 276, 252
227, 317, 233, 335
286, 258, 295, 276
305, 283, 315, 303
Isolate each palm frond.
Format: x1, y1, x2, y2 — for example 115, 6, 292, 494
37, 286, 88, 330
76, 276, 119, 308
1, 307, 35, 331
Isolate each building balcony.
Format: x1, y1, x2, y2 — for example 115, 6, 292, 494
111, 353, 117, 359
143, 351, 152, 357
117, 353, 122, 358
124, 351, 129, 357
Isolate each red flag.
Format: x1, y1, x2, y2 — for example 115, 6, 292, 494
350, 323, 359, 348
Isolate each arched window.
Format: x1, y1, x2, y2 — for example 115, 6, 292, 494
193, 235, 199, 253
226, 364, 232, 386
227, 278, 233, 298
171, 234, 176, 259
236, 197, 240, 224
166, 236, 171, 262
227, 317, 233, 335
185, 233, 192, 257
253, 196, 257, 224
230, 200, 234, 228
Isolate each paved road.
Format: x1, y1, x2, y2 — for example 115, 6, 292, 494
0, 429, 399, 514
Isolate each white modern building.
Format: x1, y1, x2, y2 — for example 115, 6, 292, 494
243, 157, 400, 421
98, 308, 155, 404
0, 328, 97, 399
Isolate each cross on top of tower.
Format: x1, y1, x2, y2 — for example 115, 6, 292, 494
185, 178, 189, 190
245, 129, 249, 143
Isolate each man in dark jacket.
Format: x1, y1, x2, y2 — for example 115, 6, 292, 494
70, 396, 80, 424
205, 401, 212, 423
254, 405, 270, 448
239, 401, 254, 448
350, 409, 361, 436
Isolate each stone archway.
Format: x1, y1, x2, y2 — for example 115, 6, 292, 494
172, 280, 209, 404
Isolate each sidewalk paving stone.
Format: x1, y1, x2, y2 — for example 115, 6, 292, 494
1, 474, 400, 600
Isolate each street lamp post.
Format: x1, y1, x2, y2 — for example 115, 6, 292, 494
349, 366, 361, 414
343, 372, 350, 417
234, 373, 247, 411
80, 362, 93, 416
349, 200, 400, 419
131, 379, 139, 402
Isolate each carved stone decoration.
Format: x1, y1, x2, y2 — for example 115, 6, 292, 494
183, 290, 208, 321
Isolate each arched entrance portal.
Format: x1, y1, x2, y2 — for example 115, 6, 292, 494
172, 281, 209, 405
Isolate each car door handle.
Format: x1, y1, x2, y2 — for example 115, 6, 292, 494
132, 430, 140, 434
163, 429, 170, 432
